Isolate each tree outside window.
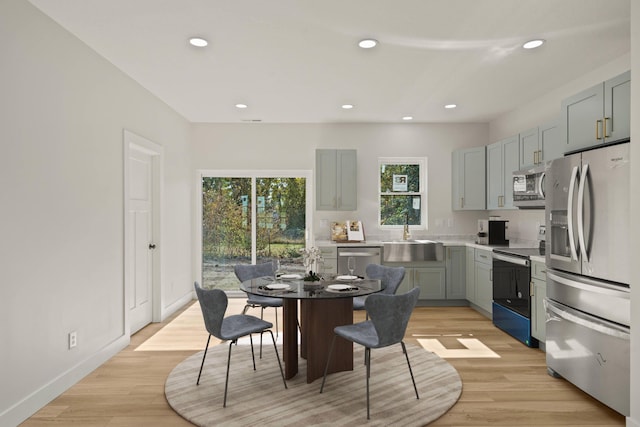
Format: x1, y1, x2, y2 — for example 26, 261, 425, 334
378, 158, 427, 229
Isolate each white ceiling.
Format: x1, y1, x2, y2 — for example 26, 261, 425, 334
28, 0, 630, 124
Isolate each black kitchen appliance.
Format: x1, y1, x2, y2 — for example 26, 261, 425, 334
477, 219, 509, 246
492, 247, 544, 348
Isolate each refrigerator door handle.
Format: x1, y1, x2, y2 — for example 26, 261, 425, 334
567, 165, 579, 261
577, 163, 589, 263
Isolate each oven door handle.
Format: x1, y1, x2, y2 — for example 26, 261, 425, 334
493, 253, 530, 267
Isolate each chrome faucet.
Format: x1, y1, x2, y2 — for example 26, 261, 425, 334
403, 213, 411, 240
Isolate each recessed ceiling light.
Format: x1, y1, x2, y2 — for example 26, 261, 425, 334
402, 116, 413, 121
358, 39, 378, 49
235, 103, 248, 109
189, 37, 208, 47
523, 39, 545, 49
342, 104, 354, 109
444, 104, 457, 109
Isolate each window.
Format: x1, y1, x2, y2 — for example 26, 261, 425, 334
198, 170, 312, 293
378, 158, 427, 229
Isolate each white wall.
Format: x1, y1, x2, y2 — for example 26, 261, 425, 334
0, 1, 192, 425
628, 4, 639, 427
191, 122, 490, 245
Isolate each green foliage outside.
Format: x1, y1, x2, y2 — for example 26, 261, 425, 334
202, 177, 306, 262
379, 163, 422, 226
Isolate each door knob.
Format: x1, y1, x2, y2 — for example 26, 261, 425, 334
149, 244, 156, 249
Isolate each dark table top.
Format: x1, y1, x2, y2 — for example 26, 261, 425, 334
239, 276, 382, 300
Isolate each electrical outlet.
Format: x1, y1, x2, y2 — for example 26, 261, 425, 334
69, 331, 77, 349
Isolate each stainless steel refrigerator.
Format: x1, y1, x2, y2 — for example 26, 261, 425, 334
545, 141, 630, 416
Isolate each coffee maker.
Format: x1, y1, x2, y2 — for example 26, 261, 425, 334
477, 219, 509, 245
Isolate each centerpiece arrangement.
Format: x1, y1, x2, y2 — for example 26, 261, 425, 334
300, 246, 323, 282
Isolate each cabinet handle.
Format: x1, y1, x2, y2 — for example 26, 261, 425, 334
604, 117, 611, 138
489, 269, 493, 281
533, 151, 538, 164
461, 197, 464, 208
596, 119, 603, 140
530, 281, 534, 297
538, 150, 543, 163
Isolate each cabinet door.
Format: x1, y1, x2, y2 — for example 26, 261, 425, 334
414, 268, 446, 299
475, 262, 493, 314
445, 247, 466, 299
502, 136, 519, 209
396, 268, 413, 295
452, 146, 486, 210
316, 149, 338, 210
531, 277, 546, 341
540, 120, 562, 164
519, 127, 540, 169
604, 70, 630, 144
486, 141, 503, 210
465, 247, 476, 302
316, 149, 357, 211
337, 149, 357, 210
562, 82, 604, 153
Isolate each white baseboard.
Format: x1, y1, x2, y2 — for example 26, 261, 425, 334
0, 334, 129, 427
161, 291, 195, 322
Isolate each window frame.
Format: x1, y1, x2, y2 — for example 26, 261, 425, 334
377, 157, 428, 231
196, 169, 313, 292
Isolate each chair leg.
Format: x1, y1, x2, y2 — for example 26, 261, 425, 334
267, 329, 288, 390
196, 334, 212, 385
249, 334, 256, 370
223, 340, 235, 407
259, 307, 265, 358
401, 341, 419, 400
274, 307, 279, 339
319, 334, 337, 393
365, 347, 371, 420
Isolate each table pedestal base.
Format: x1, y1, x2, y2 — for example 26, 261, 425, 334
283, 298, 354, 383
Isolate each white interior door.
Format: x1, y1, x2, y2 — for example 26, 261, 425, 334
128, 148, 154, 333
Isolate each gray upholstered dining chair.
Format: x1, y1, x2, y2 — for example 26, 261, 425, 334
320, 287, 420, 420
194, 282, 287, 407
235, 262, 283, 340
353, 264, 405, 318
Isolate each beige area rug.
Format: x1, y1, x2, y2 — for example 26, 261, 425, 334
165, 343, 462, 426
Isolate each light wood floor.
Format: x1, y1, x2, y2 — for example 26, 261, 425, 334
23, 299, 625, 426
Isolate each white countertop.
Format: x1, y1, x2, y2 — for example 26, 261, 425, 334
316, 239, 546, 263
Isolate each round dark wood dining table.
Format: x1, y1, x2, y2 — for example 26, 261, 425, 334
240, 276, 382, 383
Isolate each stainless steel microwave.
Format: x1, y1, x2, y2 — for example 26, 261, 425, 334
512, 162, 550, 209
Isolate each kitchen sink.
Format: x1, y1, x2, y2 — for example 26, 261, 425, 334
382, 240, 444, 262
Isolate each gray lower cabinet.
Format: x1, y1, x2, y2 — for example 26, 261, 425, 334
385, 262, 446, 300
465, 247, 475, 302
468, 248, 493, 315
445, 246, 466, 299
530, 260, 547, 342
414, 267, 446, 299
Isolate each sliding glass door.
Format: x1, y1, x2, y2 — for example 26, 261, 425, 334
200, 171, 310, 292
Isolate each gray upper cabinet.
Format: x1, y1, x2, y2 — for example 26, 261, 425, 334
452, 146, 486, 211
487, 135, 519, 210
539, 120, 563, 164
519, 127, 539, 169
561, 70, 630, 154
519, 122, 562, 169
316, 149, 357, 211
